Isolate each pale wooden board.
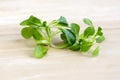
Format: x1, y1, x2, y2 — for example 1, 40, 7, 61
0, 0, 120, 80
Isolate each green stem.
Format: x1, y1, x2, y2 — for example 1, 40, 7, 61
92, 33, 97, 42
50, 42, 69, 49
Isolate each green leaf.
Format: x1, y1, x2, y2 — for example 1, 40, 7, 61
34, 45, 48, 58
83, 26, 95, 38
42, 21, 47, 27
20, 15, 41, 27
58, 16, 68, 26
92, 46, 99, 57
96, 36, 105, 43
32, 29, 42, 40
21, 27, 34, 39
70, 23, 80, 37
96, 27, 103, 36
80, 40, 93, 52
60, 28, 76, 45
83, 18, 93, 25
49, 20, 59, 26
20, 19, 29, 26
28, 16, 41, 26
69, 42, 80, 51
60, 33, 67, 41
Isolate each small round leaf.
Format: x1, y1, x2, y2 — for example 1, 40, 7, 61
21, 27, 33, 39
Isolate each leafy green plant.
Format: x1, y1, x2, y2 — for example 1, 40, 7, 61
20, 16, 105, 58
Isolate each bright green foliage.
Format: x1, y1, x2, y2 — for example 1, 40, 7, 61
21, 27, 34, 39
58, 16, 68, 26
80, 40, 93, 52
20, 16, 105, 58
34, 45, 48, 58
60, 28, 76, 45
92, 46, 99, 57
20, 16, 41, 27
70, 23, 80, 38
96, 36, 105, 43
83, 26, 95, 38
83, 18, 93, 25
69, 42, 80, 51
32, 29, 42, 40
96, 27, 103, 36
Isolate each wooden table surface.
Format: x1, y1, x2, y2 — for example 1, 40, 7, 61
0, 0, 120, 80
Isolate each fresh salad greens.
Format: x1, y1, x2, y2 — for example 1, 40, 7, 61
20, 16, 105, 58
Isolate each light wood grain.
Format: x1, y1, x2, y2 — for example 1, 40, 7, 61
0, 0, 120, 80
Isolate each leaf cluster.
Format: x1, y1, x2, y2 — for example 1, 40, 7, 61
20, 16, 105, 58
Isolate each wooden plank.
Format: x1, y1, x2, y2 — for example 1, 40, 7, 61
0, 0, 120, 80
